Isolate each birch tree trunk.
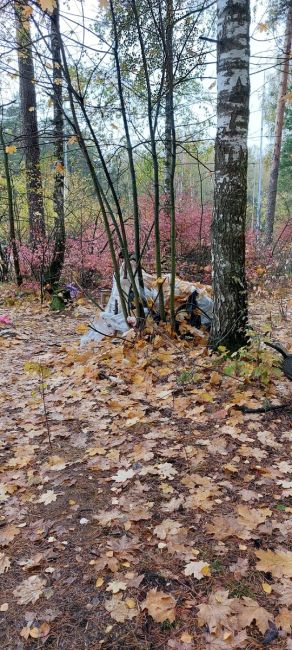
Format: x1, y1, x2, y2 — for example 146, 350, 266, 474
265, 3, 292, 245
210, 0, 250, 351
15, 1, 45, 240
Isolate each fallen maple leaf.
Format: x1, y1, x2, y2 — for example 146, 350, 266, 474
0, 524, 20, 547
104, 594, 138, 622
142, 589, 176, 623
233, 596, 273, 634
229, 558, 249, 579
275, 607, 292, 633
13, 575, 47, 605
106, 580, 127, 594
38, 490, 57, 505
255, 549, 292, 578
111, 469, 135, 482
197, 590, 234, 633
162, 496, 184, 513
154, 518, 182, 540
274, 579, 292, 605
206, 515, 247, 540
184, 560, 211, 579
236, 505, 271, 529
43, 455, 67, 471
204, 630, 248, 649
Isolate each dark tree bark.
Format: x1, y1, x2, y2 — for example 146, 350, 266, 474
164, 0, 176, 328
210, 0, 250, 351
15, 1, 45, 240
0, 126, 23, 286
47, 0, 66, 285
265, 2, 292, 245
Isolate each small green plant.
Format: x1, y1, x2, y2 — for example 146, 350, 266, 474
160, 619, 176, 631
176, 370, 194, 385
229, 581, 254, 598
218, 330, 282, 387
211, 559, 224, 573
24, 361, 52, 449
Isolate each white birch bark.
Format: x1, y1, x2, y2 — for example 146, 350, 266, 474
210, 0, 250, 350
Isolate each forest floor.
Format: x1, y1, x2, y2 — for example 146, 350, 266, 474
0, 282, 291, 650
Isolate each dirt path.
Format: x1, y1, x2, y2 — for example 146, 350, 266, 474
0, 289, 291, 649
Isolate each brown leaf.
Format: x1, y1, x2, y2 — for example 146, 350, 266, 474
197, 590, 234, 633
229, 558, 249, 579
154, 519, 182, 540
142, 589, 176, 623
13, 575, 47, 605
104, 594, 138, 622
206, 516, 247, 540
274, 579, 292, 606
0, 524, 20, 546
233, 596, 272, 634
275, 607, 292, 633
255, 549, 292, 578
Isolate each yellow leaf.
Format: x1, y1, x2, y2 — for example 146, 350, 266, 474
68, 135, 78, 144
28, 106, 35, 112
125, 598, 136, 609
210, 371, 221, 385
22, 5, 33, 18
258, 22, 268, 32
262, 582, 272, 594
5, 145, 16, 154
181, 632, 193, 643
76, 323, 88, 335
99, 0, 108, 7
55, 162, 65, 174
29, 623, 50, 639
54, 77, 62, 85
282, 92, 292, 102
95, 577, 104, 588
38, 0, 56, 13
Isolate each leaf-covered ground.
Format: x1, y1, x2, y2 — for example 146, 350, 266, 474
0, 285, 291, 650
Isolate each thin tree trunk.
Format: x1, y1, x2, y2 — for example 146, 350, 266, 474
131, 0, 165, 320
164, 0, 176, 329
56, 26, 129, 320
265, 3, 292, 245
109, 0, 145, 315
210, 0, 250, 351
0, 126, 23, 286
14, 1, 45, 240
47, 0, 65, 286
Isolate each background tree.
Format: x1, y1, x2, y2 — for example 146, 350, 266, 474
15, 0, 45, 240
265, 1, 292, 244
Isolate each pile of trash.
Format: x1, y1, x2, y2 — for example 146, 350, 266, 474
81, 261, 213, 346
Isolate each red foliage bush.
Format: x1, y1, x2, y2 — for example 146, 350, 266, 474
15, 195, 213, 288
